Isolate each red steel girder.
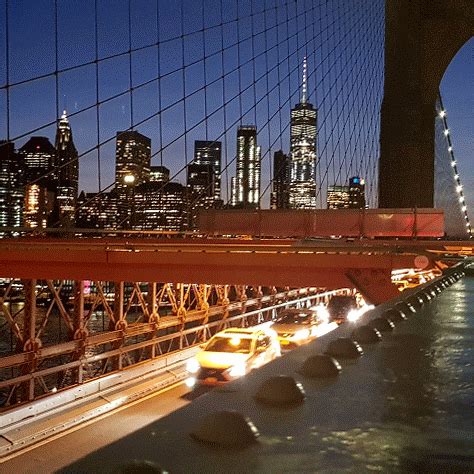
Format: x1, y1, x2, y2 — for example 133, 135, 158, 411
0, 240, 425, 288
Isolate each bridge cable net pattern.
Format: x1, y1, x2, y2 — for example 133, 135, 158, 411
0, 0, 386, 407
0, 0, 384, 234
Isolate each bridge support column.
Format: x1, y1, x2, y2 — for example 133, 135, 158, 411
379, 0, 474, 208
113, 282, 126, 370
147, 282, 159, 324
73, 281, 88, 384
346, 269, 399, 305
21, 279, 40, 401
146, 282, 159, 359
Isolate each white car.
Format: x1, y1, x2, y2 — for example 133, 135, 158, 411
186, 327, 281, 387
271, 306, 334, 350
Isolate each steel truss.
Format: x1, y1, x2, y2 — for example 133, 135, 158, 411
0, 279, 352, 408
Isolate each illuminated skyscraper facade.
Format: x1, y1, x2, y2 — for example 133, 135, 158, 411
115, 131, 151, 228
54, 111, 78, 226
115, 131, 151, 191
348, 176, 366, 208
194, 140, 221, 202
0, 141, 24, 234
289, 58, 318, 209
77, 191, 118, 230
327, 177, 366, 209
233, 126, 261, 209
150, 165, 170, 184
19, 137, 56, 228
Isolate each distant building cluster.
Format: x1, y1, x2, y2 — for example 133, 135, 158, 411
0, 111, 78, 235
270, 58, 366, 211
0, 120, 225, 234
0, 60, 366, 236
327, 177, 366, 209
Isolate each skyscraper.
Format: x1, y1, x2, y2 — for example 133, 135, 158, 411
54, 111, 79, 226
0, 141, 24, 234
115, 131, 151, 228
194, 140, 222, 202
21, 136, 54, 182
115, 131, 151, 191
19, 136, 56, 228
289, 57, 318, 209
233, 126, 261, 209
230, 176, 237, 208
150, 165, 170, 184
270, 150, 290, 209
348, 176, 366, 209
187, 162, 215, 229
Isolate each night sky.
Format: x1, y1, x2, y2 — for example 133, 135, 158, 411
0, 0, 472, 213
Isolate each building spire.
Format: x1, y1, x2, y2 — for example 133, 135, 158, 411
301, 56, 307, 104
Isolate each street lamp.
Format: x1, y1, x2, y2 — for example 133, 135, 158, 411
124, 174, 136, 229
124, 174, 136, 185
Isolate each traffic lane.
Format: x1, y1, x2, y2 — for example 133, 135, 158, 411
1, 382, 192, 473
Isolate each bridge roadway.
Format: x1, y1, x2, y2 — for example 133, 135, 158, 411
1, 269, 472, 472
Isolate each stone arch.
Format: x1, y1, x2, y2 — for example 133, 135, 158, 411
379, 0, 474, 208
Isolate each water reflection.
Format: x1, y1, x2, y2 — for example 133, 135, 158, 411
379, 278, 474, 471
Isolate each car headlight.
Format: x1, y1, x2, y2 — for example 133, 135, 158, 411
314, 304, 330, 324
186, 358, 200, 374
228, 362, 247, 377
292, 329, 311, 340
347, 309, 361, 322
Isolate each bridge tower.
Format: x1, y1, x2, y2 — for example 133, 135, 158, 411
379, 0, 474, 208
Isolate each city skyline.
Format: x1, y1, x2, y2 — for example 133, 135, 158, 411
0, 2, 471, 213
0, 0, 386, 210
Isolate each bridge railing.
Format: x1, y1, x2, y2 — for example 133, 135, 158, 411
198, 208, 445, 238
0, 286, 352, 409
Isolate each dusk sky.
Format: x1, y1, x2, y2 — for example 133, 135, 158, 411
0, 0, 472, 214
440, 37, 474, 212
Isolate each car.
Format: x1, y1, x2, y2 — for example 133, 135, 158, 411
271, 307, 332, 350
327, 295, 359, 324
186, 327, 280, 387
327, 294, 373, 324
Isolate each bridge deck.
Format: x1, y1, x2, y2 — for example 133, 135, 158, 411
58, 275, 473, 473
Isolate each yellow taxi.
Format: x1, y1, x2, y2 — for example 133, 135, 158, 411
186, 327, 280, 387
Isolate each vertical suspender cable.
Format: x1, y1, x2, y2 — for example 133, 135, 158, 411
94, 0, 102, 192
181, 0, 187, 179
157, 2, 163, 170
54, 0, 59, 125
128, 0, 133, 130
5, 0, 10, 143
219, 0, 230, 204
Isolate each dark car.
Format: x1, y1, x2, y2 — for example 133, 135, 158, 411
327, 295, 359, 324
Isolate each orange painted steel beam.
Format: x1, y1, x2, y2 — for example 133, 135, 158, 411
0, 240, 424, 289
